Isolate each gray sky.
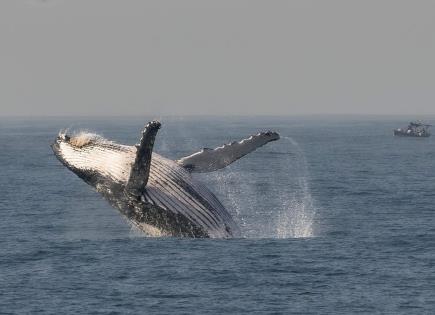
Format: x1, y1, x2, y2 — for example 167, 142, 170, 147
1, 0, 434, 116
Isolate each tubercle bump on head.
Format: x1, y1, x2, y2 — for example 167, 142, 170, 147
57, 129, 105, 148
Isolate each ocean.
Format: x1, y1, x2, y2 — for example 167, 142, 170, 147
1, 116, 435, 314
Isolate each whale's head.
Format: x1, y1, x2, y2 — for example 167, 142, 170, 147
51, 131, 134, 187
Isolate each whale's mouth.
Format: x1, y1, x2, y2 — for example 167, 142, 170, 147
51, 134, 63, 159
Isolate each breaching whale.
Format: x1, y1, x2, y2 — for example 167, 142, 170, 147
51, 121, 279, 238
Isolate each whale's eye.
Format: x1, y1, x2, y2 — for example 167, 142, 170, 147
57, 134, 70, 142
57, 130, 70, 142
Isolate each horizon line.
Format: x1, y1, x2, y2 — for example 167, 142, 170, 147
2, 113, 435, 118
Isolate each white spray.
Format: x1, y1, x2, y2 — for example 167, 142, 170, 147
275, 136, 316, 238
206, 135, 317, 238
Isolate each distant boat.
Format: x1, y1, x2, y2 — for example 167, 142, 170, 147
394, 121, 431, 137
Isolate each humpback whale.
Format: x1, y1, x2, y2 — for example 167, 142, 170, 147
51, 121, 279, 238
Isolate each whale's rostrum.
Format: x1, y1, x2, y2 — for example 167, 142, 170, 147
51, 121, 280, 238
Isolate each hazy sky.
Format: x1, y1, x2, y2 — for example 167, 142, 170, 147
1, 0, 434, 116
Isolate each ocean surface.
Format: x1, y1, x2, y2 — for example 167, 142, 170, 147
1, 116, 435, 314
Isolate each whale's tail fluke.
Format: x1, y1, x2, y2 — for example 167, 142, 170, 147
125, 121, 161, 197
176, 131, 280, 173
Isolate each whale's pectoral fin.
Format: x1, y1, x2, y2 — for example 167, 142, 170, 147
177, 131, 280, 173
126, 121, 161, 196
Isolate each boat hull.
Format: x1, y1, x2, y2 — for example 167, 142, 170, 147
394, 129, 430, 137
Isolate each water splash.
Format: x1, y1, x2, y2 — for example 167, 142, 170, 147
204, 169, 251, 235
206, 135, 316, 238
275, 137, 316, 238
129, 223, 146, 238
276, 177, 315, 238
